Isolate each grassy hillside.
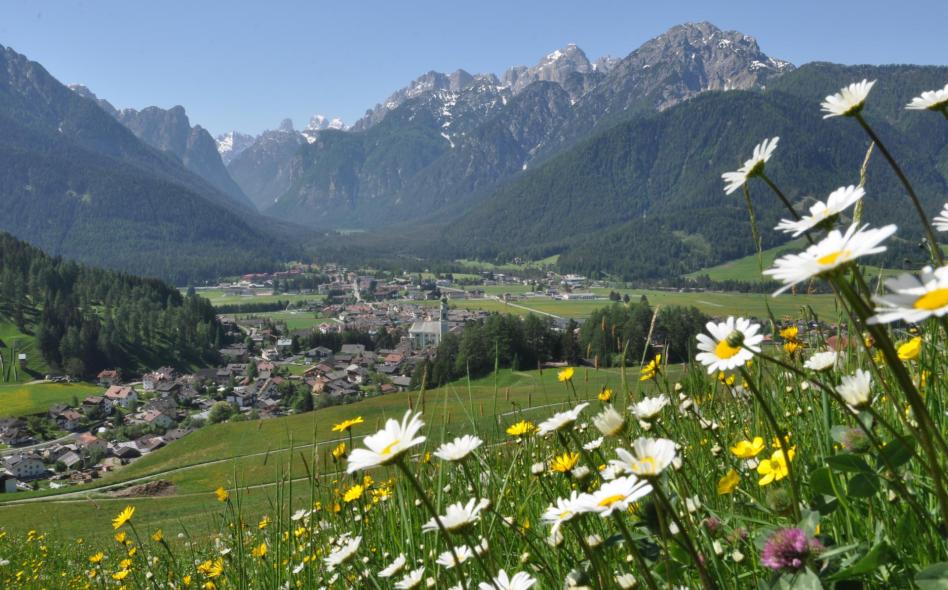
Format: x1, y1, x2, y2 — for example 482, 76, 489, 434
194, 288, 324, 308
689, 241, 936, 284
413, 288, 840, 320
0, 321, 48, 383
0, 381, 100, 416
0, 366, 657, 539
685, 239, 808, 282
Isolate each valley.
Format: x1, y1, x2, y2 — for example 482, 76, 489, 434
1, 8, 947, 589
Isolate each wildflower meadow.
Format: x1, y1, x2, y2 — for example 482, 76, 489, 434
3, 80, 948, 589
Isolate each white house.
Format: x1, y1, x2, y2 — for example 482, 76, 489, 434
104, 385, 138, 409
140, 410, 175, 430
3, 454, 45, 479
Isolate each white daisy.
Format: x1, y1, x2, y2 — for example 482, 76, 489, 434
324, 535, 361, 568
764, 224, 897, 295
631, 394, 670, 421
434, 435, 483, 462
577, 475, 652, 517
775, 185, 865, 237
394, 567, 425, 589
612, 437, 677, 478
695, 316, 763, 374
537, 402, 589, 436
906, 83, 948, 111
435, 545, 474, 569
541, 491, 583, 538
378, 554, 406, 578
592, 405, 625, 437
599, 464, 621, 481
617, 573, 637, 589
347, 411, 426, 472
479, 570, 537, 590
934, 203, 948, 232
721, 137, 779, 195
870, 265, 948, 324
583, 437, 603, 451
803, 350, 839, 372
422, 498, 489, 533
290, 508, 311, 522
822, 79, 875, 118
837, 369, 873, 409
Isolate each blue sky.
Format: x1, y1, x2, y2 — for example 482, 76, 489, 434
1, 0, 943, 136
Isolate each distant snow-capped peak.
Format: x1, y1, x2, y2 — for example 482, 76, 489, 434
302, 114, 347, 142
216, 130, 255, 163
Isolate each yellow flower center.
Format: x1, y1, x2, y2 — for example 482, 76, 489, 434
914, 288, 948, 311
715, 339, 741, 359
381, 439, 400, 455
636, 456, 657, 474
817, 250, 848, 266
598, 494, 626, 507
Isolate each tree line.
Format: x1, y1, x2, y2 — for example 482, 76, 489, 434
411, 300, 709, 389
0, 232, 225, 378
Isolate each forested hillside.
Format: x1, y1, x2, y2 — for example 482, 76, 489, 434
443, 63, 948, 279
0, 43, 293, 283
0, 233, 224, 378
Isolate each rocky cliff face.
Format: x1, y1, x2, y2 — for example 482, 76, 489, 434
543, 22, 794, 156
226, 123, 307, 210
68, 85, 252, 208
502, 43, 600, 100
216, 131, 255, 165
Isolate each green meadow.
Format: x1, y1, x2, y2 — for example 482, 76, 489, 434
191, 288, 324, 308
0, 381, 101, 417
0, 366, 651, 539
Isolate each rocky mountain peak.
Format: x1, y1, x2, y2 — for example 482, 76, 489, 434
502, 43, 594, 96
216, 131, 255, 164
278, 118, 295, 132
625, 21, 794, 99
68, 83, 119, 116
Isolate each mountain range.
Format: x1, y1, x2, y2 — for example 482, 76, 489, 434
1, 21, 945, 283
227, 22, 797, 229
0, 43, 297, 283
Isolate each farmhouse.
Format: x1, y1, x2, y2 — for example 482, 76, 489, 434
51, 408, 84, 431
104, 385, 138, 409
142, 367, 175, 391
138, 409, 176, 429
97, 369, 122, 386
76, 432, 107, 454
82, 395, 112, 415
3, 454, 45, 479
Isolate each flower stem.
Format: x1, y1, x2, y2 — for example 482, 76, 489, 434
831, 277, 948, 526
738, 367, 802, 521
760, 173, 800, 221
395, 458, 470, 590
741, 184, 764, 272
611, 514, 661, 590
652, 484, 718, 590
853, 113, 944, 265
